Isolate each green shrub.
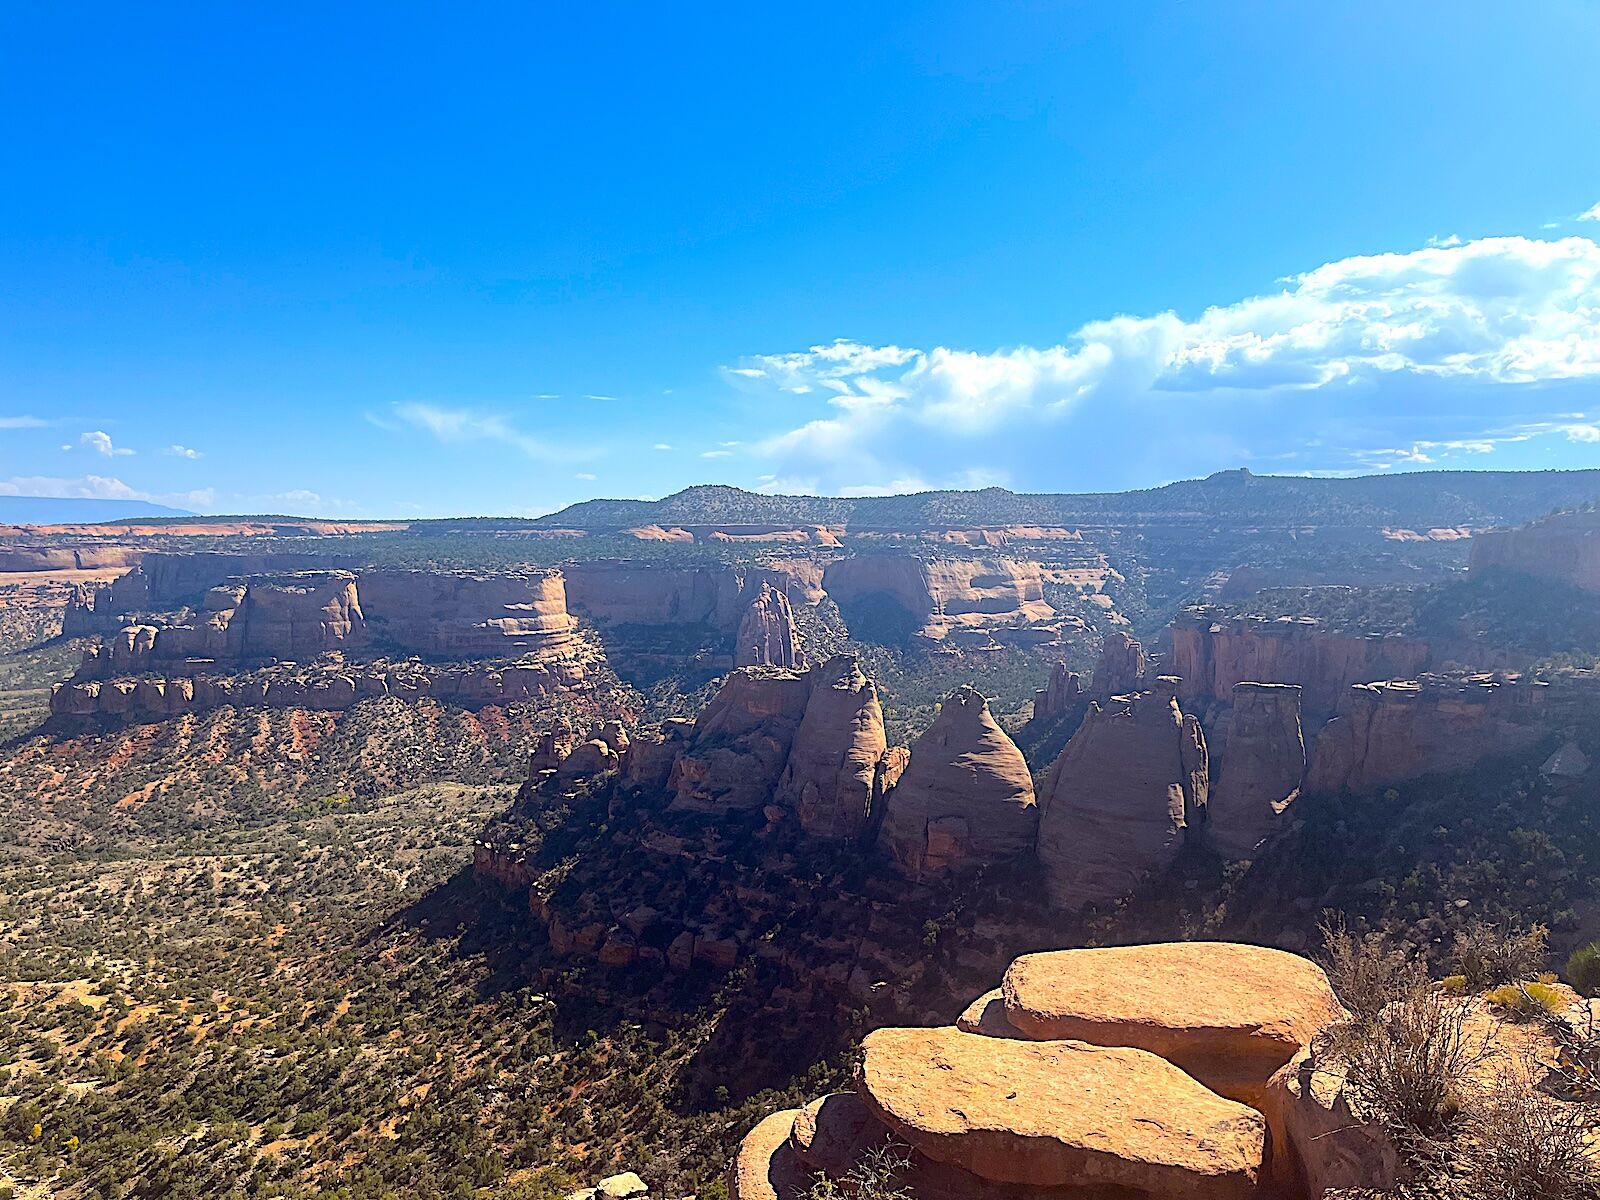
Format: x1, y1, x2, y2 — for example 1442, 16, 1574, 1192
1485, 981, 1568, 1019
1566, 943, 1600, 998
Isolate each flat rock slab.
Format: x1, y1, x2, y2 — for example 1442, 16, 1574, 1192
858, 1026, 1265, 1199
1002, 942, 1345, 1104
729, 1109, 809, 1200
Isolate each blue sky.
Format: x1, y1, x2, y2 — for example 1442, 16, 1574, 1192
3, 2, 1600, 516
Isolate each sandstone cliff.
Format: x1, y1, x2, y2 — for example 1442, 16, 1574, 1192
1036, 678, 1208, 910
1305, 673, 1554, 795
877, 686, 1036, 877
772, 656, 888, 839
1168, 609, 1432, 715
734, 582, 803, 669
820, 554, 1053, 643
1030, 660, 1081, 722
1206, 682, 1306, 861
1469, 508, 1600, 592
358, 569, 576, 658
1088, 629, 1146, 698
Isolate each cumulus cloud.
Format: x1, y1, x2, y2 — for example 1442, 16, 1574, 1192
66, 430, 134, 457
731, 234, 1600, 493
165, 444, 203, 459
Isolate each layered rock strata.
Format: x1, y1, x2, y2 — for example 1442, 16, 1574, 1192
876, 686, 1036, 877
820, 554, 1054, 643
1469, 508, 1600, 592
1168, 610, 1431, 716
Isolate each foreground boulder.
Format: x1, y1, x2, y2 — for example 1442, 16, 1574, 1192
876, 686, 1036, 877
857, 1026, 1265, 1198
1036, 678, 1207, 909
1001, 942, 1346, 1106
727, 1108, 810, 1200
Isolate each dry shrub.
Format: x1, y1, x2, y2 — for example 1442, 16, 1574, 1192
1450, 921, 1549, 991
1484, 980, 1569, 1020
807, 1143, 913, 1200
1337, 989, 1482, 1155
1456, 1080, 1600, 1200
1319, 915, 1429, 1022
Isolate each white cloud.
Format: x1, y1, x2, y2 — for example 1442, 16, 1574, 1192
165, 444, 204, 459
700, 449, 733, 459
0, 416, 47, 429
68, 430, 134, 457
0, 475, 212, 510
386, 402, 595, 462
733, 233, 1600, 492
1578, 202, 1600, 222
653, 443, 672, 451
574, 472, 597, 480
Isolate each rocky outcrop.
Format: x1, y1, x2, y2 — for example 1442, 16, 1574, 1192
820, 554, 1054, 643
49, 658, 583, 719
1036, 678, 1207, 910
1088, 629, 1146, 698
1262, 1045, 1402, 1200
1205, 682, 1306, 860
1000, 943, 1345, 1108
772, 656, 888, 839
67, 551, 356, 630
358, 569, 576, 658
734, 582, 803, 669
1168, 610, 1432, 715
1470, 508, 1600, 592
70, 569, 583, 684
667, 667, 815, 812
1305, 672, 1553, 794
1030, 661, 1081, 722
730, 940, 1364, 1200
877, 687, 1036, 877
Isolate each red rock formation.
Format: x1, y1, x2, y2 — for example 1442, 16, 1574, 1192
529, 722, 577, 774
734, 582, 803, 669
358, 569, 576, 658
667, 667, 814, 812
50, 658, 584, 720
1470, 508, 1600, 592
1087, 629, 1146, 698
877, 687, 1036, 877
1036, 678, 1208, 910
772, 656, 888, 840
1305, 673, 1552, 794
820, 554, 1054, 643
1206, 682, 1306, 861
228, 572, 367, 661
1030, 660, 1082, 722
1168, 609, 1431, 715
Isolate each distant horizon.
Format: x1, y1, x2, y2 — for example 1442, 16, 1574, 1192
11, 462, 1600, 527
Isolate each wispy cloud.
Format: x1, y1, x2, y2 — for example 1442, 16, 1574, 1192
0, 474, 213, 510
0, 416, 47, 430
700, 449, 733, 459
653, 443, 672, 451
165, 444, 204, 459
383, 402, 598, 462
1578, 202, 1600, 222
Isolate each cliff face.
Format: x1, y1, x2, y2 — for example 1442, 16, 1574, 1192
1205, 682, 1306, 861
820, 554, 1053, 643
773, 656, 888, 840
734, 582, 803, 669
1031, 660, 1082, 722
1168, 610, 1431, 715
358, 569, 576, 658
1306, 674, 1555, 795
667, 667, 816, 812
1088, 629, 1147, 699
50, 658, 583, 720
1036, 678, 1208, 910
877, 686, 1037, 877
1469, 509, 1600, 592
